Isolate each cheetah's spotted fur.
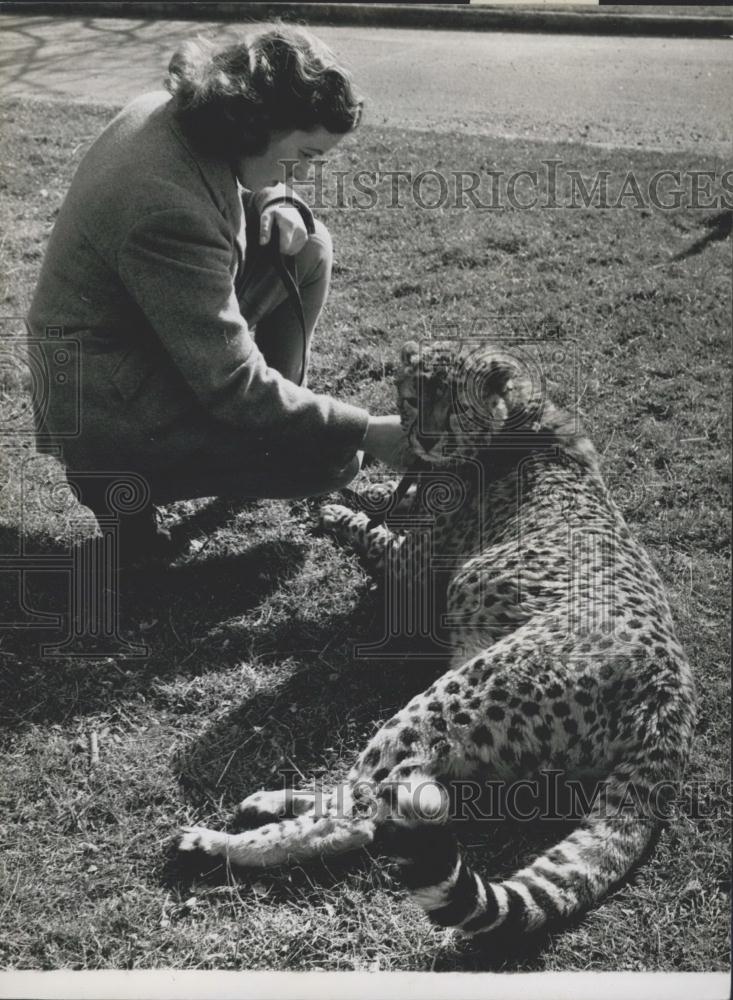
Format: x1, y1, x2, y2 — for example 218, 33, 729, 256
178, 340, 695, 940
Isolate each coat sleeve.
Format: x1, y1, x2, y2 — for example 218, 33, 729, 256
117, 206, 369, 462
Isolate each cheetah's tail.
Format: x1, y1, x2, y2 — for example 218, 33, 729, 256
380, 759, 665, 938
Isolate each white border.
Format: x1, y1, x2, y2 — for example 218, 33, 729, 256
0, 971, 730, 1000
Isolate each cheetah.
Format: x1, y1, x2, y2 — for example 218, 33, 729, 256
178, 339, 695, 940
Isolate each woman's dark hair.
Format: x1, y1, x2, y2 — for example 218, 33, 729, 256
165, 25, 363, 158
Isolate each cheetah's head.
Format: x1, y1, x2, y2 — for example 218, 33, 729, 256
396, 340, 546, 466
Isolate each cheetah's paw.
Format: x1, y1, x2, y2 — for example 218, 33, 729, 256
176, 825, 224, 857
317, 503, 353, 534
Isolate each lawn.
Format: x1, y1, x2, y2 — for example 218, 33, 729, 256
0, 96, 730, 972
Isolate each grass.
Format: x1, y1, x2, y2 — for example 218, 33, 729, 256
0, 96, 730, 972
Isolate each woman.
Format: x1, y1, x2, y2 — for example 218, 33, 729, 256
26, 25, 406, 563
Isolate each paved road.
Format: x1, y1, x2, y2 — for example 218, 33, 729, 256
0, 15, 731, 153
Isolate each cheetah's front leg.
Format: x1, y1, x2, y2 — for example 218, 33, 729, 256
318, 504, 407, 576
340, 479, 418, 522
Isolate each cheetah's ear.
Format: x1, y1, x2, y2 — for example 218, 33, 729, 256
401, 341, 421, 371
475, 357, 533, 432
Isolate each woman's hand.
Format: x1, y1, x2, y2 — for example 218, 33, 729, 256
260, 204, 308, 255
361, 415, 414, 471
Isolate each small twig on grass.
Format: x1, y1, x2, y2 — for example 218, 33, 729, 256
168, 609, 182, 645
160, 891, 172, 929
89, 730, 100, 767
216, 748, 239, 788
113, 704, 137, 729
600, 429, 616, 457
285, 756, 307, 783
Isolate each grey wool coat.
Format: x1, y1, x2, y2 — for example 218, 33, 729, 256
26, 92, 369, 498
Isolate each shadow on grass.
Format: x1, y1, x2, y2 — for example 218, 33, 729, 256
0, 517, 310, 731
162, 833, 378, 903
173, 625, 451, 810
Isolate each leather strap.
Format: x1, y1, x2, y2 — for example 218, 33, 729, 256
269, 220, 308, 388
264, 197, 317, 388
259, 193, 316, 236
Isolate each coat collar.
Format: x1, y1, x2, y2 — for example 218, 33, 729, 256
162, 97, 247, 264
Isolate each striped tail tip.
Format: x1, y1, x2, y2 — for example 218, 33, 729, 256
459, 880, 549, 937
377, 821, 560, 937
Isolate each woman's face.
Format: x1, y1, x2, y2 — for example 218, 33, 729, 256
236, 126, 344, 190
